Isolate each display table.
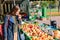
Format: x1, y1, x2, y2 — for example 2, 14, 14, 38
20, 23, 55, 40
19, 21, 60, 40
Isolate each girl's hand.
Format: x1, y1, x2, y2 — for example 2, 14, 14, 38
18, 24, 20, 28
18, 15, 22, 20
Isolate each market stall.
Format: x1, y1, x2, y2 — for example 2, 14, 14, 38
19, 21, 60, 40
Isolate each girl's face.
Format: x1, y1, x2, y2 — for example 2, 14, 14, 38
16, 9, 20, 15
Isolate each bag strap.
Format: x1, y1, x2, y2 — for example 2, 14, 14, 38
8, 15, 10, 20
6, 15, 10, 28
5, 15, 10, 27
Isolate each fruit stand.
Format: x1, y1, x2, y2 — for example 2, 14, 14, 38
19, 22, 60, 40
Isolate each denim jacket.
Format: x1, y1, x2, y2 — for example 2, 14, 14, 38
4, 15, 21, 40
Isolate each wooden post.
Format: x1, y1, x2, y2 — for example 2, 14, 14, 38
12, 4, 14, 9
5, 4, 7, 13
1, 4, 3, 16
8, 4, 10, 12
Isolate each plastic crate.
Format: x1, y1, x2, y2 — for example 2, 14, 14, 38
20, 29, 32, 40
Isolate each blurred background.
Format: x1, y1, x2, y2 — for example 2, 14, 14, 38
0, 0, 60, 21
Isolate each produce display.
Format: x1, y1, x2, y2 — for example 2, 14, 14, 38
53, 30, 60, 39
20, 23, 54, 40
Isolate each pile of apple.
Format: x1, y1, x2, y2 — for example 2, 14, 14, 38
21, 23, 54, 40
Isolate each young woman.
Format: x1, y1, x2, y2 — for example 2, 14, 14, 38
3, 5, 21, 40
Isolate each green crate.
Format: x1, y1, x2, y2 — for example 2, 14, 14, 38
54, 38, 59, 40
20, 29, 32, 40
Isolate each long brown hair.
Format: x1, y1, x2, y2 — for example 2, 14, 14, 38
9, 5, 20, 16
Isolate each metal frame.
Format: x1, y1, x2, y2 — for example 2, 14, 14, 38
1, 0, 29, 14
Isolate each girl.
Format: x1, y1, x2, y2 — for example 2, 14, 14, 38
3, 5, 21, 40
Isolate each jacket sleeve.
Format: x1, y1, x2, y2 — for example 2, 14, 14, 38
3, 16, 8, 39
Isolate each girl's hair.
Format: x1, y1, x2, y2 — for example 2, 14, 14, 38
9, 5, 20, 15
